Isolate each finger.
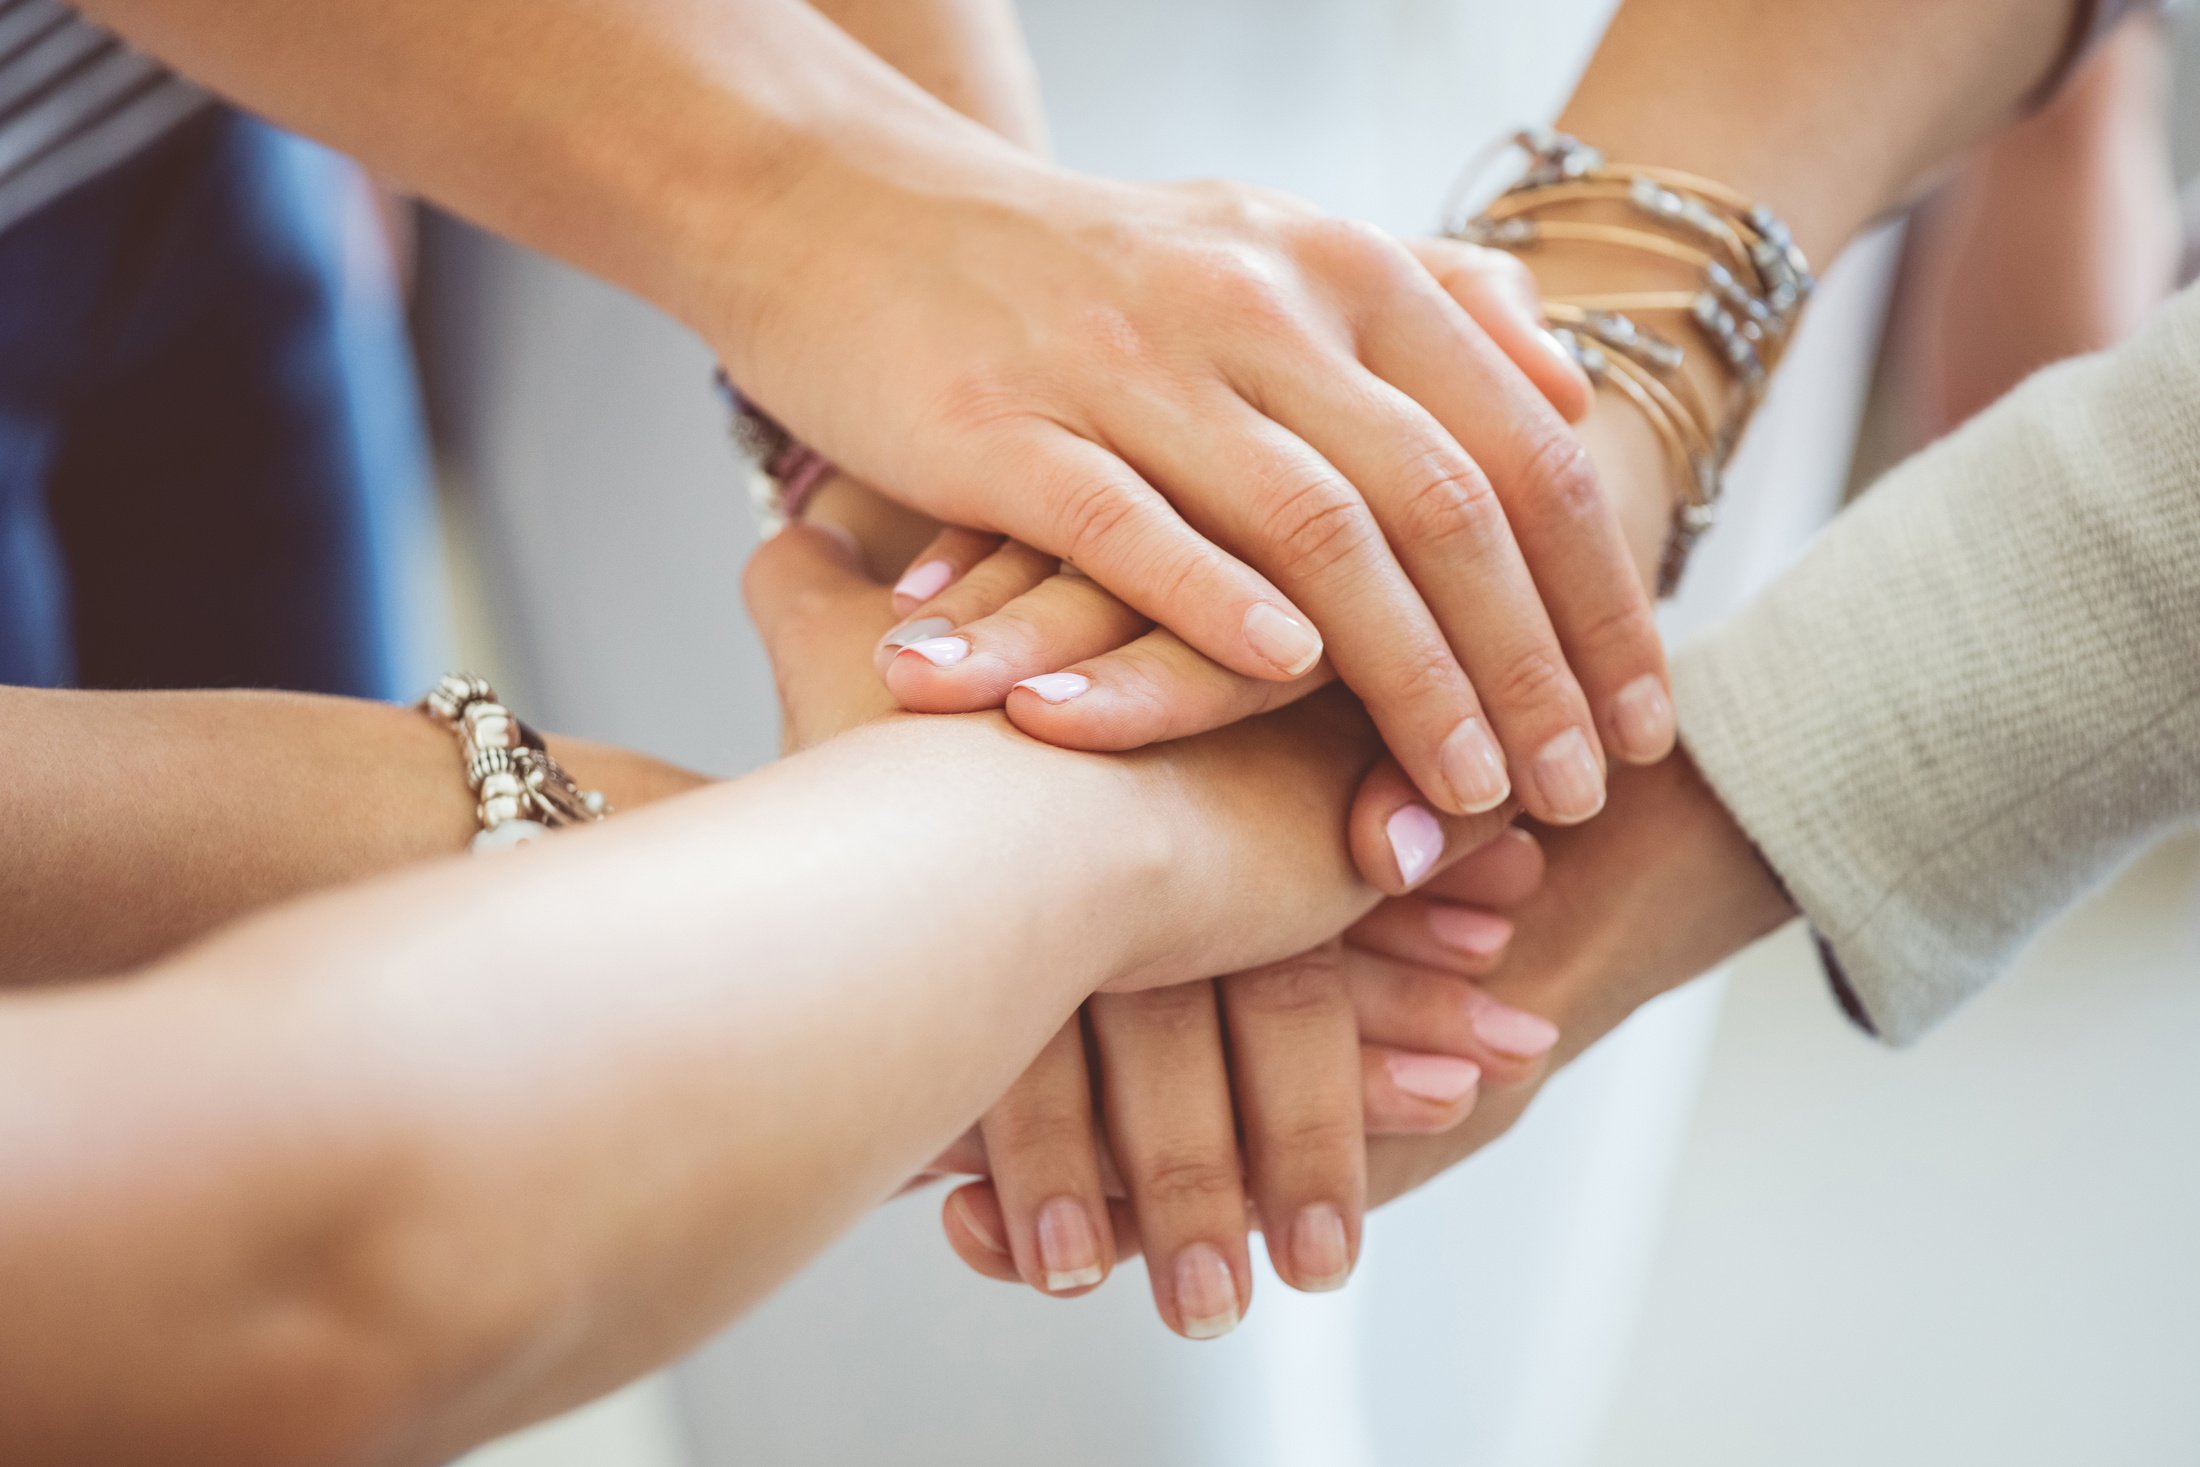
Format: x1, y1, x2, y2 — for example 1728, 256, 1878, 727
1087, 983, 1252, 1340
1346, 756, 1516, 897
890, 526, 1000, 615
1113, 391, 1501, 817
1345, 960, 1558, 1081
1248, 345, 1609, 826
1418, 826, 1545, 906
742, 521, 882, 659
1342, 827, 1546, 971
1006, 623, 1328, 752
945, 1182, 1148, 1278
983, 424, 1328, 685
876, 540, 1053, 685
1367, 258, 1675, 773
1220, 952, 1366, 1293
893, 569, 1152, 713
1407, 236, 1592, 422
1362, 1045, 1482, 1134
976, 1019, 1115, 1298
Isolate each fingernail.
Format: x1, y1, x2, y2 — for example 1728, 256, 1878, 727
1243, 603, 1323, 678
1537, 326, 1587, 380
1426, 905, 1514, 958
881, 616, 953, 652
1469, 994, 1560, 1059
892, 558, 957, 609
1611, 674, 1676, 763
1014, 672, 1091, 705
950, 1190, 1008, 1255
1036, 1196, 1105, 1293
1386, 803, 1444, 888
1438, 717, 1511, 814
1291, 1205, 1352, 1292
1532, 727, 1606, 824
899, 636, 971, 669
1385, 1052, 1481, 1104
1174, 1243, 1241, 1340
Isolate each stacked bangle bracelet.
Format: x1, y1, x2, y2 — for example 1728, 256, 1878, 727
1444, 128, 1817, 593
419, 673, 611, 855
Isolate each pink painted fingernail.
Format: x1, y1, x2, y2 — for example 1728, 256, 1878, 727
1532, 727, 1606, 824
899, 637, 970, 669
1611, 674, 1676, 763
1015, 672, 1091, 705
893, 558, 957, 609
1439, 717, 1511, 814
950, 1189, 1008, 1255
1426, 905, 1514, 958
1174, 1243, 1240, 1340
881, 616, 952, 652
1036, 1196, 1104, 1293
1291, 1205, 1351, 1293
1386, 803, 1444, 888
1243, 603, 1323, 678
1468, 995, 1560, 1059
1385, 1053, 1481, 1104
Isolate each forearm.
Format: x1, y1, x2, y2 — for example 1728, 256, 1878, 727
73, 0, 1033, 351
0, 698, 1377, 1461
0, 687, 703, 986
808, 0, 1048, 151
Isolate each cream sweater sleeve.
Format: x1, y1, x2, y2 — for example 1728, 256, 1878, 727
1673, 281, 2200, 1045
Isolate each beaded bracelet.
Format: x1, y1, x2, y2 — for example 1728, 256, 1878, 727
1443, 128, 1817, 593
419, 674, 611, 855
715, 370, 835, 537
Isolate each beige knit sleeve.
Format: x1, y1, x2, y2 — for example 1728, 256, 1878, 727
1673, 282, 2200, 1045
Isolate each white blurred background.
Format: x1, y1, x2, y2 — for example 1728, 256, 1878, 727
421, 2, 2200, 1463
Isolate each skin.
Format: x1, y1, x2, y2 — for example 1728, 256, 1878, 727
77, 0, 1668, 825
906, 0, 2092, 1321
0, 524, 1520, 1465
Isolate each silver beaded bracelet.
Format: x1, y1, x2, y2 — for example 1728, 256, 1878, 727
419, 673, 611, 855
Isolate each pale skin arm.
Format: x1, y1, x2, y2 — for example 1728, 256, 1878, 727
0, 529, 1424, 1467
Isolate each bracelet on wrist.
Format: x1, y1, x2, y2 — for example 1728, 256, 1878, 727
419, 674, 611, 855
1442, 128, 1817, 594
715, 370, 835, 537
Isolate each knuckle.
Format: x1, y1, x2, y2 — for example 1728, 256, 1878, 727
1232, 958, 1345, 1023
1385, 640, 1468, 709
1301, 216, 1411, 285
1052, 477, 1146, 570
1517, 430, 1604, 526
1258, 475, 1379, 584
1490, 644, 1573, 712
1271, 1113, 1364, 1162
1391, 450, 1501, 551
1136, 1153, 1242, 1210
987, 1105, 1093, 1162
1572, 596, 1658, 664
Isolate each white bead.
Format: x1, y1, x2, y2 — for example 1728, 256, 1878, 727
481, 794, 524, 826
471, 819, 550, 855
478, 770, 524, 803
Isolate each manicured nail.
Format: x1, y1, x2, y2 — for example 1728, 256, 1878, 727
899, 636, 971, 669
1438, 717, 1511, 814
1036, 1196, 1105, 1293
1243, 603, 1323, 678
1386, 803, 1444, 888
1014, 672, 1091, 705
1537, 328, 1588, 389
1385, 1053, 1481, 1104
1532, 727, 1606, 824
1291, 1205, 1351, 1293
1174, 1243, 1240, 1340
1611, 674, 1676, 763
881, 616, 953, 652
950, 1189, 1008, 1255
1426, 905, 1514, 958
892, 558, 957, 609
1469, 993, 1560, 1059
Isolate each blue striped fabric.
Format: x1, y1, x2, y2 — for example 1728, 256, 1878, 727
0, 0, 206, 236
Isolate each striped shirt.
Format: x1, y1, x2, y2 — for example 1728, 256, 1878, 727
0, 0, 206, 238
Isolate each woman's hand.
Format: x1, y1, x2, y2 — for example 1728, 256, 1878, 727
927, 830, 1563, 1337
724, 161, 1667, 826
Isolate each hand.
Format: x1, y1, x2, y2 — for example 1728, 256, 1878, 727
724, 158, 1668, 826
927, 830, 1563, 1338
1358, 751, 1798, 1209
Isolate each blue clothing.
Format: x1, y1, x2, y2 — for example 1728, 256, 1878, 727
0, 106, 436, 698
